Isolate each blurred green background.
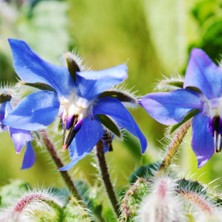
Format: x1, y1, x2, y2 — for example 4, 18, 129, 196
0, 0, 222, 190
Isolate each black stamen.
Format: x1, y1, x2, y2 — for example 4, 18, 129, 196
210, 116, 222, 152
63, 115, 79, 149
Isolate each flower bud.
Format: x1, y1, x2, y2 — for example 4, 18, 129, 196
136, 176, 185, 222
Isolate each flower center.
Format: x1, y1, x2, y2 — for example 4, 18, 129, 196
60, 93, 90, 128
60, 92, 92, 150
204, 97, 222, 152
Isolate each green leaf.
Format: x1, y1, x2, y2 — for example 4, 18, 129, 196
129, 162, 160, 183
18, 1, 69, 63
144, 0, 198, 72
97, 114, 121, 138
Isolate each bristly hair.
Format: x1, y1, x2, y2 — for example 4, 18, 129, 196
0, 188, 64, 221
154, 74, 184, 92
62, 51, 88, 71
136, 176, 185, 222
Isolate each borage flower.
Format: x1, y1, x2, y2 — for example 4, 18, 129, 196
139, 48, 222, 167
4, 39, 147, 170
0, 93, 35, 169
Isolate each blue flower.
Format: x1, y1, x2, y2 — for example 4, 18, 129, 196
4, 39, 147, 170
139, 48, 222, 167
0, 95, 35, 169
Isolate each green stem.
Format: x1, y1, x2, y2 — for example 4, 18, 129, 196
39, 130, 82, 202
158, 119, 192, 173
95, 140, 120, 218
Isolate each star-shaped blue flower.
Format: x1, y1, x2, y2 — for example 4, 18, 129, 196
4, 39, 147, 170
0, 96, 35, 169
139, 48, 222, 167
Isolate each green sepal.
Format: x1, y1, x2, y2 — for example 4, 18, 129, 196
177, 178, 206, 194
156, 77, 184, 91
129, 162, 160, 183
0, 180, 30, 207
165, 80, 184, 89
99, 90, 137, 104
65, 55, 80, 81
0, 94, 11, 103
97, 114, 121, 138
170, 109, 199, 134
61, 197, 92, 222
24, 82, 55, 91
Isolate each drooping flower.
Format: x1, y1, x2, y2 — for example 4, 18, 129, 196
139, 48, 222, 167
0, 93, 35, 169
4, 39, 147, 170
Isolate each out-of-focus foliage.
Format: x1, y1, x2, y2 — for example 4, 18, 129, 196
191, 0, 222, 61
0, 0, 222, 195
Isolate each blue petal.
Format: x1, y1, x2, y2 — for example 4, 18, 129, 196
8, 39, 74, 97
4, 91, 60, 131
9, 128, 32, 153
75, 64, 128, 100
0, 102, 7, 131
60, 117, 104, 170
139, 89, 202, 125
0, 102, 7, 122
94, 97, 147, 153
184, 48, 222, 99
191, 113, 214, 167
21, 142, 36, 169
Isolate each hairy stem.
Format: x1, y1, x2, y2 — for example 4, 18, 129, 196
178, 190, 213, 215
39, 130, 82, 202
158, 119, 192, 173
95, 140, 120, 218
120, 178, 148, 221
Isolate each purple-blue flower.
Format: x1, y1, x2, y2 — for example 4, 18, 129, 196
0, 96, 35, 169
4, 39, 147, 170
139, 48, 222, 167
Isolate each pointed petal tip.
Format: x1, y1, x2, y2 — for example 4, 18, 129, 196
141, 140, 148, 154
197, 158, 209, 168
190, 48, 209, 60
8, 38, 27, 49
119, 63, 128, 72
8, 38, 17, 44
21, 142, 36, 170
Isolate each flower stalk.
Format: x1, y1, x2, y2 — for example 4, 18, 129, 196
178, 190, 213, 215
95, 140, 120, 218
120, 178, 149, 221
38, 130, 82, 202
158, 119, 192, 173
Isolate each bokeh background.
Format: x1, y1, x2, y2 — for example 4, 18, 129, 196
0, 0, 222, 190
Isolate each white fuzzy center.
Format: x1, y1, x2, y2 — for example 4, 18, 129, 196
60, 92, 91, 121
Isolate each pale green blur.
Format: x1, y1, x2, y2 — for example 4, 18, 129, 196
0, 0, 222, 190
